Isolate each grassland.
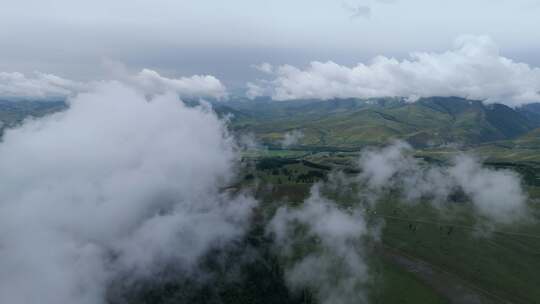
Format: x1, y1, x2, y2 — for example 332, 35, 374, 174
227, 97, 540, 150
240, 150, 540, 303
4, 97, 540, 303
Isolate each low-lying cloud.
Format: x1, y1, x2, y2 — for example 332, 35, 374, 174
342, 2, 371, 19
131, 69, 227, 99
281, 130, 304, 148
0, 71, 87, 100
264, 139, 530, 303
267, 186, 371, 304
248, 35, 540, 107
0, 68, 227, 101
358, 141, 529, 224
0, 82, 254, 304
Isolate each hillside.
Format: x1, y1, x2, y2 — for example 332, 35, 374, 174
226, 97, 540, 149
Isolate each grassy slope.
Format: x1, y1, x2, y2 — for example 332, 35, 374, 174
414, 127, 540, 163
4, 98, 540, 303
228, 97, 540, 150
375, 197, 540, 303
244, 156, 540, 303
370, 257, 450, 304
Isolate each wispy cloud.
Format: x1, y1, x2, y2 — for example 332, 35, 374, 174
357, 141, 530, 224
342, 2, 371, 19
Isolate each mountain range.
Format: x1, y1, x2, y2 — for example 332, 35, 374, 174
1, 97, 540, 156
217, 96, 540, 150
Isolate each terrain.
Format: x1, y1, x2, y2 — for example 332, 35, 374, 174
222, 96, 540, 155
2, 97, 540, 304
217, 96, 540, 303
238, 153, 540, 304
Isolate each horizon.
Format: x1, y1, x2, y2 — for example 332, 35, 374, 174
1, 2, 540, 304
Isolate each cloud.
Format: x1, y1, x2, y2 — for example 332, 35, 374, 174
357, 141, 529, 224
341, 0, 397, 20
252, 62, 274, 74
264, 139, 530, 302
249, 35, 540, 107
0, 68, 227, 101
267, 185, 371, 304
0, 71, 87, 100
0, 82, 255, 304
448, 155, 528, 224
342, 2, 371, 19
281, 130, 304, 147
246, 81, 268, 100
130, 69, 227, 99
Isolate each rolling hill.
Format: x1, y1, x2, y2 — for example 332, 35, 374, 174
1, 96, 539, 155
225, 97, 540, 149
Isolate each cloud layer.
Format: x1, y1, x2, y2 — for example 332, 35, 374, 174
248, 36, 540, 107
0, 69, 227, 101
0, 71, 87, 100
0, 82, 254, 304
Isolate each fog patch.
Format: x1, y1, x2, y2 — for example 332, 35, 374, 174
267, 185, 372, 304
281, 130, 304, 148
237, 132, 263, 151
357, 141, 529, 224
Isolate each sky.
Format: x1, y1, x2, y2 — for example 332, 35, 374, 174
1, 0, 540, 89
0, 3, 537, 302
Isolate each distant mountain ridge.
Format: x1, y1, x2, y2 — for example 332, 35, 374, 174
223, 97, 540, 149
0, 97, 539, 151
0, 100, 66, 134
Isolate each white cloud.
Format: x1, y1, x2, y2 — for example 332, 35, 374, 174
0, 82, 255, 304
130, 69, 227, 99
0, 71, 87, 100
448, 155, 528, 224
250, 35, 540, 107
252, 62, 274, 74
267, 185, 370, 304
0, 68, 227, 101
246, 82, 266, 99
342, 2, 371, 19
358, 141, 529, 224
280, 130, 304, 147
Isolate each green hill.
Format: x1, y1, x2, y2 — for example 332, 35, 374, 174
1, 97, 539, 156
226, 97, 540, 149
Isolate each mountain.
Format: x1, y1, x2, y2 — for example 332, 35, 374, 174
517, 103, 540, 125
224, 97, 540, 149
1, 97, 539, 152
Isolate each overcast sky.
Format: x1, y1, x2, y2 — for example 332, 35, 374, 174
1, 0, 539, 88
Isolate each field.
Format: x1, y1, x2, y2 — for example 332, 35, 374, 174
239, 150, 540, 303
